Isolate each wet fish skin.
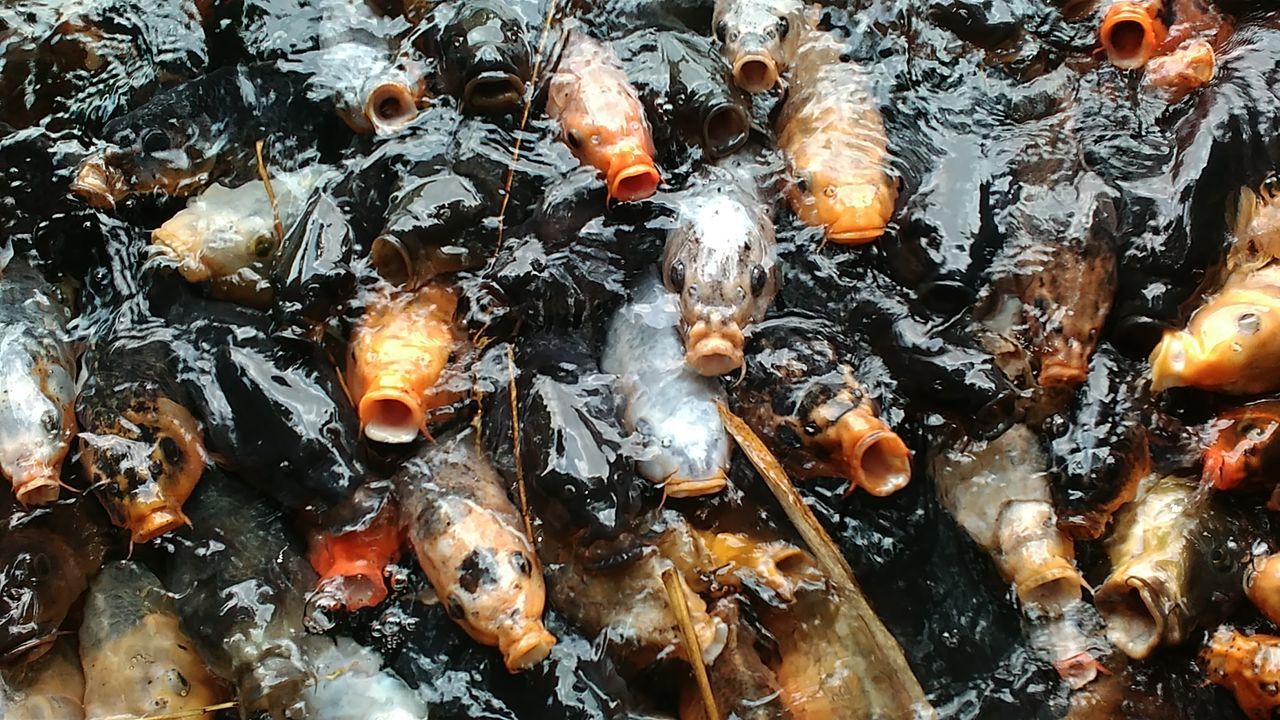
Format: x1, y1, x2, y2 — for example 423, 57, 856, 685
1204, 627, 1280, 720
1043, 345, 1151, 540
270, 188, 358, 327
0, 493, 108, 669
602, 274, 730, 498
372, 168, 487, 287
428, 0, 531, 114
735, 317, 911, 498
1202, 399, 1280, 493
778, 25, 897, 244
165, 474, 315, 718
77, 340, 208, 544
547, 29, 661, 203
0, 636, 84, 720
304, 496, 402, 623
397, 428, 556, 673
0, 260, 77, 506
1096, 474, 1250, 660
80, 561, 224, 720
298, 635, 426, 720
1245, 552, 1280, 626
712, 0, 806, 93
680, 598, 791, 720
661, 162, 777, 377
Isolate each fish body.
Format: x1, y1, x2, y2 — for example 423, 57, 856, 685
546, 29, 660, 203
681, 598, 790, 720
1245, 552, 1280, 626
165, 475, 315, 717
80, 561, 224, 720
397, 428, 555, 672
347, 284, 459, 444
1044, 346, 1151, 539
1204, 627, 1280, 720
305, 495, 402, 621
0, 637, 84, 720
0, 493, 107, 668
602, 275, 730, 497
1095, 474, 1248, 659
77, 340, 207, 544
712, 0, 806, 93
0, 260, 77, 505
298, 636, 426, 720
736, 317, 910, 497
933, 425, 1084, 616
427, 0, 531, 113
661, 160, 778, 377
1202, 399, 1280, 493
777, 26, 896, 244
1149, 262, 1280, 394
152, 167, 328, 297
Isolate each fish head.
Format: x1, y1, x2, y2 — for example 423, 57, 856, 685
360, 72, 422, 136
82, 115, 221, 202
79, 396, 207, 544
438, 545, 556, 672
633, 416, 729, 498
0, 530, 82, 667
153, 203, 279, 284
1149, 291, 1280, 392
441, 0, 531, 113
662, 202, 777, 376
713, 0, 805, 93
1019, 247, 1114, 387
548, 69, 660, 202
787, 165, 897, 244
1099, 0, 1167, 69
1203, 404, 1280, 491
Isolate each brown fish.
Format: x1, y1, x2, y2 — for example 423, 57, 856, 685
396, 428, 555, 672
0, 637, 84, 720
679, 598, 792, 720
1204, 627, 1280, 720
546, 28, 661, 203
712, 0, 807, 93
1202, 400, 1280, 494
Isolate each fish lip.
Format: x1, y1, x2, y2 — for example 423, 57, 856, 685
364, 81, 420, 135
371, 234, 419, 287
1201, 450, 1243, 491
462, 71, 525, 112
357, 388, 426, 445
606, 161, 661, 203
130, 506, 189, 544
71, 157, 125, 209
826, 226, 888, 244
731, 52, 779, 93
500, 625, 557, 672
1099, 2, 1167, 70
1148, 330, 1196, 393
1096, 573, 1173, 660
12, 465, 62, 506
701, 102, 750, 158
0, 631, 58, 666
663, 469, 728, 498
840, 420, 912, 497
151, 226, 211, 282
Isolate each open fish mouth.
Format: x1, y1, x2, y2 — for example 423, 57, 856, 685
463, 71, 526, 112
732, 54, 780, 93
71, 157, 126, 209
1096, 574, 1175, 660
1099, 2, 1166, 69
364, 81, 420, 135
0, 631, 59, 666
702, 102, 749, 158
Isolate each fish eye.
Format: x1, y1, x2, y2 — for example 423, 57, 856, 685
1238, 312, 1262, 335
796, 176, 808, 193
159, 436, 182, 465
252, 235, 276, 258
445, 594, 466, 620
750, 264, 767, 296
777, 16, 790, 38
164, 669, 191, 697
802, 422, 820, 436
1211, 546, 1233, 570
512, 552, 533, 576
714, 20, 727, 42
1247, 422, 1273, 441
565, 130, 583, 150
1263, 173, 1280, 198
140, 129, 171, 153
452, 35, 464, 48
30, 554, 52, 581
668, 259, 687, 291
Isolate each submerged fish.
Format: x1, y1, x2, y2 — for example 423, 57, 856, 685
712, 0, 806, 93
426, 0, 532, 113
305, 492, 403, 623
77, 340, 208, 544
547, 29, 661, 203
166, 475, 314, 717
777, 25, 896, 244
1095, 474, 1251, 660
0, 493, 107, 668
602, 275, 730, 498
398, 428, 555, 672
372, 167, 486, 287
0, 260, 77, 506
151, 167, 328, 298
1149, 263, 1280, 394
661, 159, 778, 377
80, 561, 225, 720
347, 283, 460, 444
1202, 399, 1280, 494
736, 317, 911, 498
0, 637, 84, 720
1204, 627, 1280, 720
680, 598, 791, 720
298, 635, 427, 720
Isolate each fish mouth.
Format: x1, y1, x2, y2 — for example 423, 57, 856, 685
606, 159, 661, 204
462, 71, 525, 112
371, 234, 419, 287
499, 624, 557, 672
1147, 330, 1197, 392
364, 81, 420, 135
358, 387, 426, 445
12, 464, 62, 506
1099, 2, 1167, 69
827, 224, 889, 244
129, 506, 190, 544
686, 336, 743, 377
0, 631, 58, 666
832, 410, 911, 497
1015, 562, 1089, 612
663, 468, 728, 498
1096, 574, 1174, 660
701, 102, 750, 158
732, 54, 780, 93
71, 157, 125, 209
1038, 356, 1089, 386
151, 226, 210, 283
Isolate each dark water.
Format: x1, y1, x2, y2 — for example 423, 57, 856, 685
3, 0, 1280, 718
